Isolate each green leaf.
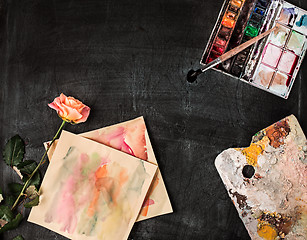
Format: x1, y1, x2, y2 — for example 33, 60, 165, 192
13, 235, 24, 240
17, 160, 37, 177
0, 205, 14, 222
0, 213, 23, 234
23, 171, 41, 189
3, 135, 25, 167
8, 183, 23, 197
24, 195, 39, 208
17, 160, 41, 189
5, 195, 16, 208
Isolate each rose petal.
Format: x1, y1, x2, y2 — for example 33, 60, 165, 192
48, 102, 59, 111
60, 93, 67, 102
74, 106, 90, 123
65, 106, 83, 122
55, 102, 69, 118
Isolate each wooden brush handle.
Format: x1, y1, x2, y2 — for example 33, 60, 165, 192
219, 26, 277, 62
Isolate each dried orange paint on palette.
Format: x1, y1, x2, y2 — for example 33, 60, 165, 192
257, 222, 278, 240
239, 136, 269, 166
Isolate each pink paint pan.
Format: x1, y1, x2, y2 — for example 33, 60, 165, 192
261, 43, 283, 68
277, 50, 299, 75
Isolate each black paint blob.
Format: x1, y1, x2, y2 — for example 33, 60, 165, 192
242, 165, 255, 178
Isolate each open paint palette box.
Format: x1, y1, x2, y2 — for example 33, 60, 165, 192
201, 0, 307, 99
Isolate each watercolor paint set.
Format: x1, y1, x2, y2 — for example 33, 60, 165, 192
201, 0, 307, 99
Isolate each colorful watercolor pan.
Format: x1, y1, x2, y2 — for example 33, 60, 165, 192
278, 2, 298, 27
201, 0, 307, 99
268, 23, 290, 47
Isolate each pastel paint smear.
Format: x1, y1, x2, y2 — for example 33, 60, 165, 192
44, 150, 139, 238
269, 71, 290, 96
287, 31, 306, 55
253, 64, 275, 88
44, 117, 173, 222
215, 115, 307, 239
93, 126, 136, 157
269, 24, 290, 47
278, 3, 298, 27
293, 10, 307, 35
278, 51, 298, 75
261, 44, 283, 68
140, 176, 159, 217
44, 152, 99, 234
29, 131, 157, 240
89, 125, 146, 160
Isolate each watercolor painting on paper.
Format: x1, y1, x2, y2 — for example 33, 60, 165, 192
45, 117, 173, 221
215, 115, 307, 239
29, 131, 157, 240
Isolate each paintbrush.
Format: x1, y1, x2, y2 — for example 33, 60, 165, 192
187, 26, 277, 83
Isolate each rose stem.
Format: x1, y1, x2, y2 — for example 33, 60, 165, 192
11, 120, 66, 211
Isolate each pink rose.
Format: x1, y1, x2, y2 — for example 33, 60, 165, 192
48, 93, 90, 124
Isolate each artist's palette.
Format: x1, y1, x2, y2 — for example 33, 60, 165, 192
201, 0, 307, 99
215, 115, 307, 239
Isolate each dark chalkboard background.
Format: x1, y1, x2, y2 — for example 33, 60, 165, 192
0, 0, 306, 239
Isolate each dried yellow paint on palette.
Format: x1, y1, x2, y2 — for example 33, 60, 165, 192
44, 117, 173, 221
216, 115, 307, 240
29, 131, 157, 240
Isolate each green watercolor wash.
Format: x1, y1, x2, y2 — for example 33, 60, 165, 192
81, 153, 101, 176
88, 214, 98, 235
127, 161, 148, 193
77, 208, 98, 236
91, 152, 100, 161
63, 147, 75, 160
245, 25, 259, 37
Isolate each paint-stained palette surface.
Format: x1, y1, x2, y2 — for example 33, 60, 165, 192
215, 115, 307, 239
44, 117, 173, 222
29, 131, 157, 240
